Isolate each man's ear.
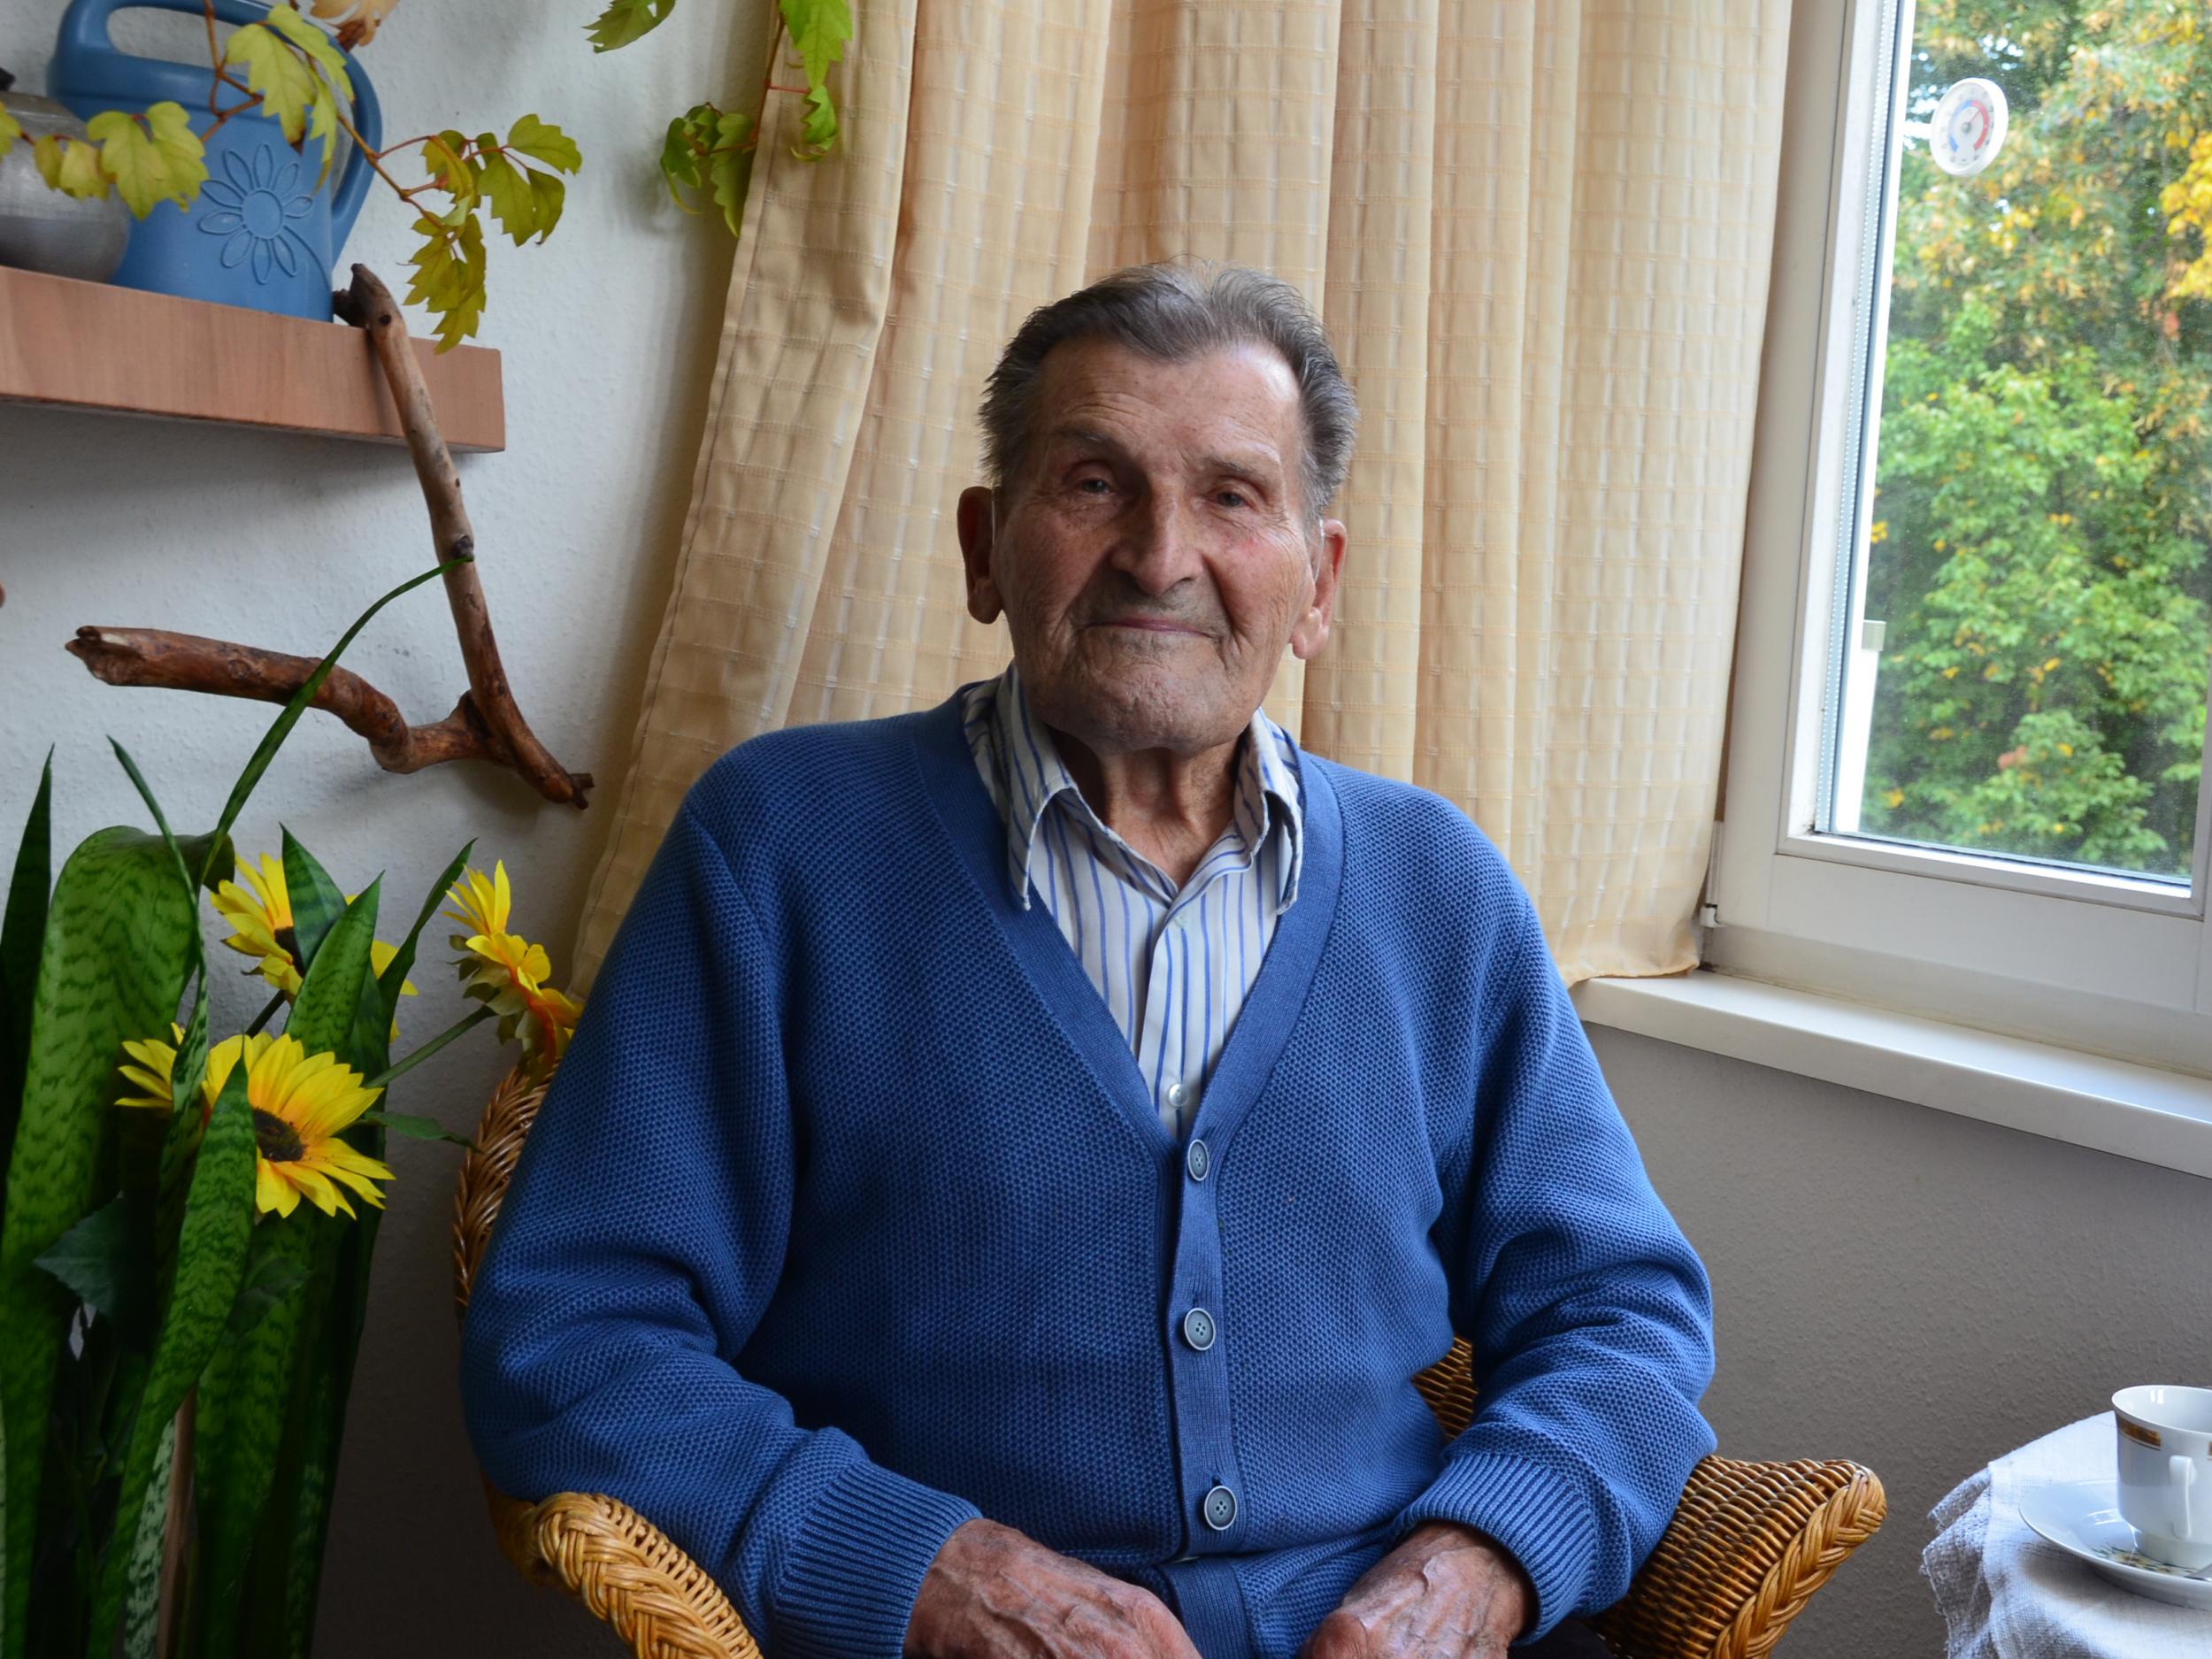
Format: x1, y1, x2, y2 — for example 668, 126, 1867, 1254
957, 486, 1003, 626
1289, 517, 1348, 662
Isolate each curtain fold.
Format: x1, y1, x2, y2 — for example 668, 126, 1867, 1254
574, 0, 1792, 987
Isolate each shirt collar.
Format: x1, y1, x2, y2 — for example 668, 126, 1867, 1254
978, 662, 1304, 913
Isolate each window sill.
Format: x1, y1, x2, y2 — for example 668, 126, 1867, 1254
1571, 970, 2212, 1182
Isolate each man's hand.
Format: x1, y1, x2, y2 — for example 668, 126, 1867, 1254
1296, 1522, 1533, 1659
905, 1518, 1203, 1659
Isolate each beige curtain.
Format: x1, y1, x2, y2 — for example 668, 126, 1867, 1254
572, 0, 1792, 987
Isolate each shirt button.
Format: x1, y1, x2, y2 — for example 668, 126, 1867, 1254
1202, 1485, 1238, 1531
1186, 1139, 1210, 1181
1165, 1081, 1187, 1110
1182, 1308, 1216, 1351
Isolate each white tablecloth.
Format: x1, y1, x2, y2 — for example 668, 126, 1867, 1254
1922, 1411, 2212, 1659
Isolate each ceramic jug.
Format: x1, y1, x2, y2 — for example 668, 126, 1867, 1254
49, 0, 380, 319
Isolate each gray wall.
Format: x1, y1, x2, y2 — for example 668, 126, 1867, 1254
1593, 1025, 2212, 1658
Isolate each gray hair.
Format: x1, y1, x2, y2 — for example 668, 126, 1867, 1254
979, 261, 1359, 521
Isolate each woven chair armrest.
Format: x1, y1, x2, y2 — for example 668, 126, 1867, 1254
1586, 1454, 1886, 1659
484, 1480, 765, 1659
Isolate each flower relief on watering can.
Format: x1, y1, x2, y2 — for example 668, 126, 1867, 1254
47, 0, 380, 319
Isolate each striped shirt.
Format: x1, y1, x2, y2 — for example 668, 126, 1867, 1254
961, 663, 1305, 1139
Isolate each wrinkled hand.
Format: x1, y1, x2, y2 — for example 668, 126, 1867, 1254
1296, 1522, 1532, 1659
905, 1517, 1204, 1659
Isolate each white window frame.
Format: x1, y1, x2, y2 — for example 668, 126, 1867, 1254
1707, 0, 2212, 1079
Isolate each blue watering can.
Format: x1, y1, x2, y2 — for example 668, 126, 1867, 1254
49, 0, 380, 319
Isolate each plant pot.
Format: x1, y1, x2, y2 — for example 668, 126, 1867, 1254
0, 73, 131, 280
49, 0, 381, 319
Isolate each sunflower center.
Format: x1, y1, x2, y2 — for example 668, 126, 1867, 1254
253, 1108, 304, 1164
273, 925, 302, 966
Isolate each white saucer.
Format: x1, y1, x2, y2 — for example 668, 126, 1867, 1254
2016, 1479, 2212, 1610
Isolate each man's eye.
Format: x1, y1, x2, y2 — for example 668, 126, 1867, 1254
1215, 489, 1249, 510
1075, 476, 1114, 495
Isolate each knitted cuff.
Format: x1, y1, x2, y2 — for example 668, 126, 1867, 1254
1392, 1450, 1599, 1644
771, 1457, 983, 1659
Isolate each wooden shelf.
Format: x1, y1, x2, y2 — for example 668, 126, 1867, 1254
0, 265, 503, 452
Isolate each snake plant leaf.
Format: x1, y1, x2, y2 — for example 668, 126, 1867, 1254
0, 826, 204, 1659
0, 750, 52, 1190
227, 1235, 311, 1340
105, 743, 222, 1347
150, 984, 210, 1317
279, 831, 348, 981
119, 1409, 175, 1659
201, 560, 458, 890
84, 1061, 256, 1659
193, 1218, 316, 1654
268, 1208, 372, 1659
250, 892, 396, 1659
288, 882, 378, 1064
377, 842, 472, 1024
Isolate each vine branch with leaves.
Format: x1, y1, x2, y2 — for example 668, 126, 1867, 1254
0, 0, 854, 349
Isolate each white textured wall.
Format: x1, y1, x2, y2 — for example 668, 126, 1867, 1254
1, 0, 763, 1650
1593, 1026, 2212, 1659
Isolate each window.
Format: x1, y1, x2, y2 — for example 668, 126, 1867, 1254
1710, 0, 2212, 1073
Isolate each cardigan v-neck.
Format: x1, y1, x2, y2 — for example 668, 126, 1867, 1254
907, 686, 1346, 1165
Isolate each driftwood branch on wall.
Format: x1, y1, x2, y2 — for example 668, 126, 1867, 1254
65, 263, 593, 809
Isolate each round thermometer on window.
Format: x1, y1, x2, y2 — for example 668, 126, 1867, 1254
1928, 77, 2008, 177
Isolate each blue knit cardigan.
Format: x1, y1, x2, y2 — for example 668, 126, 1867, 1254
458, 691, 1716, 1659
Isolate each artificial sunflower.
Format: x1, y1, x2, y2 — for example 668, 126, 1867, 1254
117, 1025, 268, 1122
442, 861, 583, 1071
114, 1030, 393, 1219
210, 852, 418, 1035
241, 1034, 393, 1219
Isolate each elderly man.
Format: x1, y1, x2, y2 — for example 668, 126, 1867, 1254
460, 264, 1715, 1659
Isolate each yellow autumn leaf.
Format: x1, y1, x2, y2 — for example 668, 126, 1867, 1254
33, 133, 110, 200
0, 98, 23, 161
225, 22, 321, 148
86, 104, 207, 218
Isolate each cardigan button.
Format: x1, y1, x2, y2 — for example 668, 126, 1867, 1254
1186, 1139, 1210, 1181
1201, 1485, 1238, 1531
1182, 1308, 1217, 1351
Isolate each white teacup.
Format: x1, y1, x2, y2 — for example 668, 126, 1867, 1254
2113, 1386, 2212, 1571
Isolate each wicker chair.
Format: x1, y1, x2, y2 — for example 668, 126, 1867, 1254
453, 1062, 1886, 1659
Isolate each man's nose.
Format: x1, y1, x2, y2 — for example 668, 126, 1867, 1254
1110, 489, 1203, 595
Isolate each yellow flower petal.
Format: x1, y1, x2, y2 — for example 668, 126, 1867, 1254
242, 1034, 389, 1221
257, 1159, 300, 1217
